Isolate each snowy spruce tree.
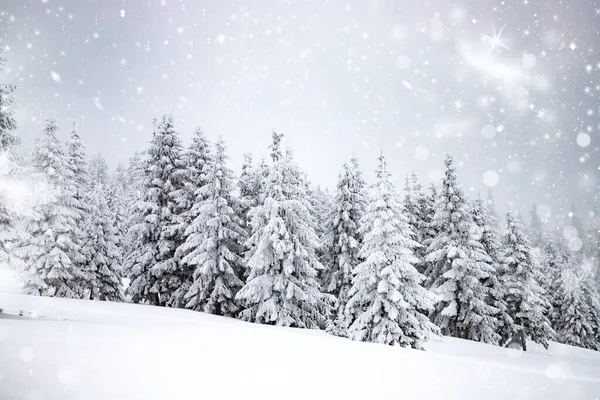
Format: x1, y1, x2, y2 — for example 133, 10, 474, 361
236, 132, 329, 328
345, 152, 438, 348
20, 118, 86, 298
64, 124, 93, 294
424, 155, 500, 344
322, 157, 367, 336
552, 254, 598, 350
106, 164, 129, 266
501, 211, 555, 350
126, 115, 187, 306
403, 172, 428, 273
169, 127, 213, 307
88, 153, 110, 188
0, 51, 25, 271
82, 184, 124, 301
237, 153, 259, 235
471, 196, 513, 340
529, 204, 547, 249
179, 138, 246, 315
420, 182, 439, 281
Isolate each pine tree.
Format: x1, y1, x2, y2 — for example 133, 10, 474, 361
472, 196, 513, 342
0, 50, 19, 152
82, 184, 124, 301
64, 124, 92, 296
403, 172, 428, 274
126, 115, 187, 306
425, 155, 500, 344
421, 183, 439, 283
544, 238, 567, 332
106, 164, 129, 267
501, 211, 555, 350
122, 150, 145, 270
552, 255, 598, 350
237, 153, 258, 235
20, 118, 85, 298
345, 152, 438, 348
170, 127, 212, 307
236, 132, 329, 328
0, 52, 25, 272
179, 138, 246, 315
529, 204, 546, 249
323, 157, 367, 336
89, 153, 110, 188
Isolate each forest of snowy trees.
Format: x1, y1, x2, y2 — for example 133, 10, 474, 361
1, 53, 600, 352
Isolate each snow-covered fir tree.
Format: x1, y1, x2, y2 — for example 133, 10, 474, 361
552, 254, 598, 350
322, 157, 367, 336
420, 182, 439, 281
471, 196, 513, 342
64, 124, 93, 295
20, 118, 85, 298
179, 138, 246, 315
89, 153, 110, 188
126, 115, 187, 306
529, 204, 546, 249
309, 185, 333, 244
0, 52, 25, 271
425, 155, 500, 344
82, 184, 124, 301
0, 51, 19, 153
236, 132, 329, 328
345, 152, 438, 348
501, 211, 555, 350
403, 172, 428, 274
237, 153, 259, 235
170, 127, 212, 307
106, 164, 129, 266
121, 150, 146, 267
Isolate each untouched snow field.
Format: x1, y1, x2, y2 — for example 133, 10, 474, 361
0, 293, 599, 400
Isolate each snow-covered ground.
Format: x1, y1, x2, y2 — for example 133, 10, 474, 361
0, 293, 599, 400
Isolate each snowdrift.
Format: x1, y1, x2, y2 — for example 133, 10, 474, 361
0, 293, 599, 400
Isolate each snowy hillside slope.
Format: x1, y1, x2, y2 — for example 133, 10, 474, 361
0, 294, 599, 400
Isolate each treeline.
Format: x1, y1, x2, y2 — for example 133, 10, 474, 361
1, 53, 599, 351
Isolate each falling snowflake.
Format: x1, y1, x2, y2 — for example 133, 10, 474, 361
120, 9, 125, 18
50, 71, 61, 83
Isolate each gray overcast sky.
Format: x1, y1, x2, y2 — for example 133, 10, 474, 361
0, 0, 598, 227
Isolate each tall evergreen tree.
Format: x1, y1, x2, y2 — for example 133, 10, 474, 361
126, 115, 186, 306
529, 204, 546, 249
170, 127, 212, 307
0, 51, 24, 272
472, 196, 513, 342
552, 255, 598, 350
89, 153, 110, 188
106, 164, 129, 266
65, 124, 92, 295
237, 153, 259, 234
0, 50, 19, 152
421, 182, 439, 282
403, 172, 428, 274
323, 157, 367, 336
20, 118, 85, 298
180, 138, 246, 315
82, 184, 124, 301
236, 132, 329, 328
345, 152, 438, 348
501, 211, 555, 350
424, 155, 500, 344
